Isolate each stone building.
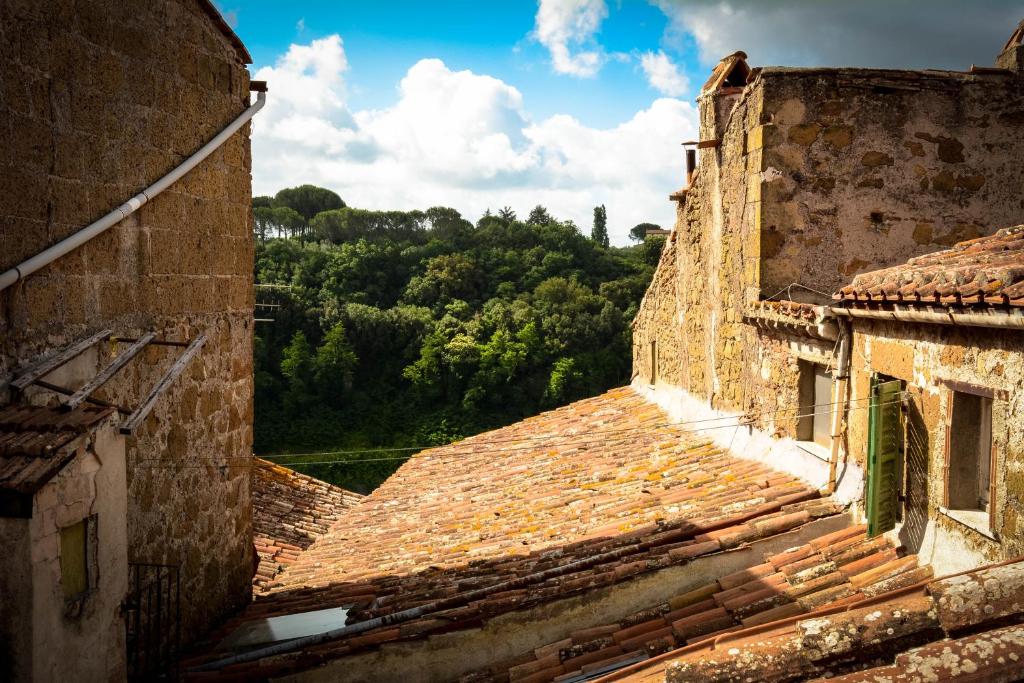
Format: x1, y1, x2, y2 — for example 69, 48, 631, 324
0, 0, 259, 675
0, 405, 127, 681
632, 27, 1024, 515
833, 226, 1024, 572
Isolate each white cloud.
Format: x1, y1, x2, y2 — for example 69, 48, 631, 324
653, 0, 1023, 70
533, 0, 609, 77
640, 50, 688, 96
251, 35, 697, 244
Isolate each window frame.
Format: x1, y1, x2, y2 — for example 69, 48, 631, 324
942, 386, 1000, 538
59, 514, 99, 611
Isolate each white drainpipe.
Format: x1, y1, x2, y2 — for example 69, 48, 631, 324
0, 90, 267, 292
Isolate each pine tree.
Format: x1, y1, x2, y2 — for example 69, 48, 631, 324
591, 204, 609, 247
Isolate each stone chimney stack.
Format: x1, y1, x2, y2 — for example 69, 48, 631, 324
996, 20, 1024, 72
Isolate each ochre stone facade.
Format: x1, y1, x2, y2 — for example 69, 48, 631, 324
0, 0, 254, 641
847, 320, 1024, 567
633, 55, 1024, 439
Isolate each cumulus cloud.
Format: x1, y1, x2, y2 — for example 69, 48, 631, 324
640, 50, 688, 96
533, 0, 609, 77
251, 35, 697, 244
654, 0, 1024, 70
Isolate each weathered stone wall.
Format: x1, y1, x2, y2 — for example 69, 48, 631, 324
631, 227, 685, 388
757, 68, 1024, 300
848, 320, 1024, 565
633, 66, 1024, 438
0, 0, 254, 641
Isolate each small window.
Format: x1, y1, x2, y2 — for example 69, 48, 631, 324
797, 361, 833, 447
60, 515, 98, 604
60, 519, 89, 599
946, 392, 994, 530
650, 341, 658, 385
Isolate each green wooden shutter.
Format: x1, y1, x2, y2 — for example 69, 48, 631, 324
866, 378, 903, 537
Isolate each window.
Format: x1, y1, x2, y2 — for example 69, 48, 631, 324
650, 341, 658, 385
60, 519, 89, 599
945, 390, 995, 532
797, 361, 833, 448
60, 515, 98, 604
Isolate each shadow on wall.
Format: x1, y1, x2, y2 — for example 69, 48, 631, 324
899, 397, 930, 554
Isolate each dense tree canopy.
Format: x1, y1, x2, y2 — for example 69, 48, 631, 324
253, 189, 658, 492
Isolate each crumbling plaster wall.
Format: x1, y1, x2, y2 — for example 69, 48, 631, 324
28, 425, 127, 683
847, 319, 1024, 567
758, 69, 1024, 299
0, 0, 254, 641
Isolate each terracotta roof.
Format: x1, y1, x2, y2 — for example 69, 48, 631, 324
252, 458, 363, 589
0, 404, 115, 494
461, 526, 926, 683
606, 559, 1024, 683
184, 387, 844, 678
834, 225, 1024, 307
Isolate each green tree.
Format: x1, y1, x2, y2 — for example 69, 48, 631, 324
280, 331, 315, 407
591, 205, 609, 248
630, 222, 661, 242
314, 323, 358, 398
526, 205, 553, 226
498, 206, 516, 222
274, 185, 346, 222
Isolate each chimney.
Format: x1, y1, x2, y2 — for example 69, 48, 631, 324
996, 19, 1024, 72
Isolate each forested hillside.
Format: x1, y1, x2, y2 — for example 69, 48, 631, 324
253, 185, 663, 492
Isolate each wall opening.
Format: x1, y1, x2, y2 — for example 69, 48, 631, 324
649, 341, 657, 386
946, 391, 993, 531
797, 360, 832, 447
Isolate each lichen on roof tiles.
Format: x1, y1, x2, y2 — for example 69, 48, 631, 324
187, 387, 846, 678
834, 224, 1024, 307
251, 458, 364, 589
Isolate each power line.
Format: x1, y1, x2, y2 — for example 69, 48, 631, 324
250, 392, 896, 461
131, 396, 906, 470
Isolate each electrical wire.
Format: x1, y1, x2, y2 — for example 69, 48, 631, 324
249, 391, 895, 461
131, 395, 906, 469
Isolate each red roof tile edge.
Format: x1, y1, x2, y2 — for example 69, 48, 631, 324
596, 554, 1024, 683
834, 225, 1024, 308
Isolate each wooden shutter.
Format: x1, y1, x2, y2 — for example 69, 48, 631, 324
866, 378, 903, 538
942, 390, 953, 507
989, 438, 999, 535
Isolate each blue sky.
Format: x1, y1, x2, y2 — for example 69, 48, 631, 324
220, 1, 1024, 244
227, 1, 700, 128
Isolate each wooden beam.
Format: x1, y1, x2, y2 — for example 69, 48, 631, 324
11, 329, 113, 391
119, 335, 206, 435
112, 337, 191, 348
33, 379, 132, 414
64, 333, 155, 411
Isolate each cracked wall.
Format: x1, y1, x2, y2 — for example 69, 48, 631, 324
849, 319, 1024, 567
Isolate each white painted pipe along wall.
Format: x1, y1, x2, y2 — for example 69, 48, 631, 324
0, 90, 266, 292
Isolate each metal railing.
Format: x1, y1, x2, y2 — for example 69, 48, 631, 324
126, 562, 181, 681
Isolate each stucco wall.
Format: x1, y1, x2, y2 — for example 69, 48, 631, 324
848, 320, 1024, 569
758, 68, 1024, 299
0, 0, 254, 640
28, 425, 128, 682
0, 516, 32, 681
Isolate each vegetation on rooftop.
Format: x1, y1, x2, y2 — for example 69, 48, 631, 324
253, 185, 663, 492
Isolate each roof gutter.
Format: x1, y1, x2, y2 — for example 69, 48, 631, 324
0, 89, 267, 293
829, 304, 1024, 330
